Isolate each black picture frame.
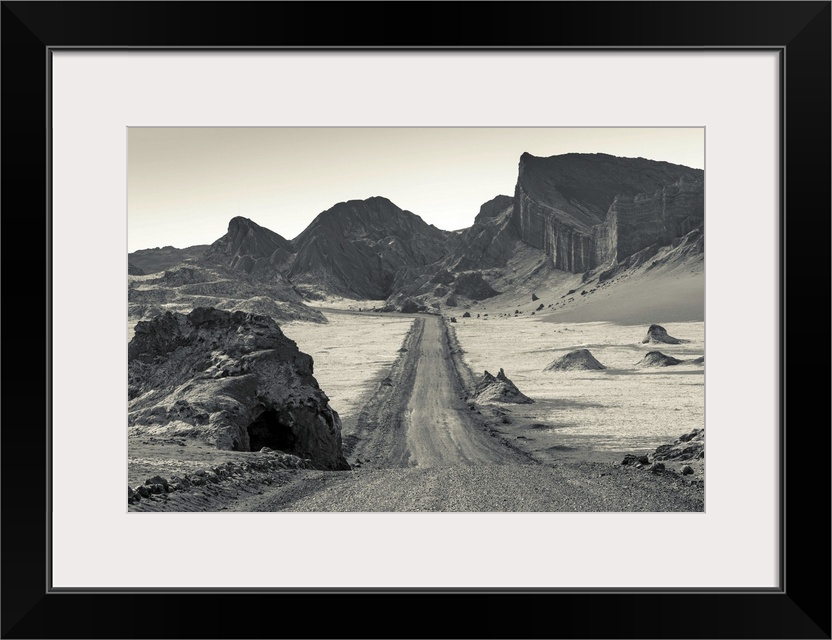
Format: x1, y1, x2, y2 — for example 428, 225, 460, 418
2, 2, 829, 638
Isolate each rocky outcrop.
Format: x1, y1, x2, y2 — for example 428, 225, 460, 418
399, 298, 427, 314
642, 324, 683, 345
128, 308, 349, 470
288, 197, 450, 299
444, 198, 518, 272
128, 262, 145, 276
512, 153, 703, 273
652, 429, 704, 461
474, 368, 534, 404
203, 216, 296, 275
636, 351, 682, 367
128, 263, 324, 325
544, 349, 606, 371
452, 272, 499, 301
128, 245, 210, 274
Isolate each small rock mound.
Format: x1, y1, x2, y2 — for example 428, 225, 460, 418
544, 349, 606, 372
474, 368, 534, 404
691, 356, 704, 365
462, 312, 471, 318
637, 351, 682, 367
642, 324, 683, 344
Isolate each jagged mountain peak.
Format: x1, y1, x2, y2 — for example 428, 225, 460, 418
204, 215, 295, 276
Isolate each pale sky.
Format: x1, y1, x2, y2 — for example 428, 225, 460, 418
128, 127, 704, 252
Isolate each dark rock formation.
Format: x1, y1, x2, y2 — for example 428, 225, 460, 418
128, 263, 324, 326
128, 308, 349, 470
622, 454, 650, 466
474, 368, 534, 404
474, 194, 514, 225
636, 351, 682, 367
128, 245, 210, 274
288, 196, 450, 299
399, 298, 427, 314
691, 356, 704, 365
462, 312, 471, 318
452, 272, 499, 300
442, 196, 518, 272
531, 293, 539, 301
544, 349, 607, 371
652, 429, 704, 461
203, 216, 296, 275
512, 152, 703, 273
128, 262, 145, 276
642, 324, 682, 344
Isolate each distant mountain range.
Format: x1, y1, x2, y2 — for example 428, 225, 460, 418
129, 152, 704, 319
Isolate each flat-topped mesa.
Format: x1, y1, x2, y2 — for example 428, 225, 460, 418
512, 152, 704, 273
128, 308, 349, 470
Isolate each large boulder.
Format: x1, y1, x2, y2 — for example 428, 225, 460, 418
128, 308, 349, 470
400, 298, 427, 314
544, 349, 606, 371
642, 324, 683, 344
452, 272, 499, 301
474, 368, 534, 404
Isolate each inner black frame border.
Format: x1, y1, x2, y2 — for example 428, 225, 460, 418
2, 2, 829, 638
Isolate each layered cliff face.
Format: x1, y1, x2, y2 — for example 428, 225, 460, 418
128, 308, 349, 470
598, 176, 704, 263
288, 196, 450, 299
512, 153, 704, 273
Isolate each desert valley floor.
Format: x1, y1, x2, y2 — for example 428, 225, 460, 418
128, 269, 705, 512
127, 151, 706, 512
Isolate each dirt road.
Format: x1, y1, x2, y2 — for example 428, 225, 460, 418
131, 313, 703, 512
221, 315, 702, 512
404, 315, 524, 467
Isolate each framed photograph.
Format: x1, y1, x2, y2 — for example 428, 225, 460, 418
3, 2, 829, 638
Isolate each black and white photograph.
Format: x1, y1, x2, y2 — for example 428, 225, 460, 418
127, 127, 705, 512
